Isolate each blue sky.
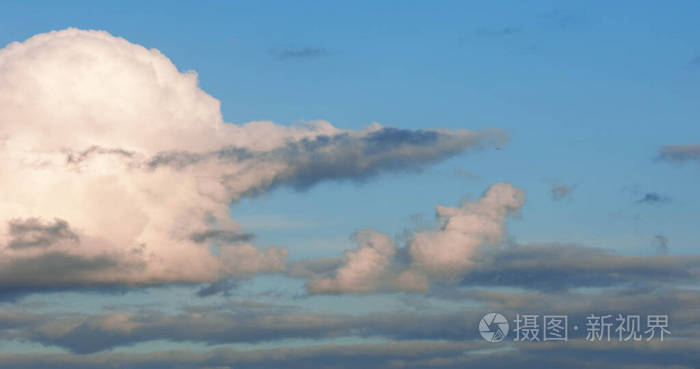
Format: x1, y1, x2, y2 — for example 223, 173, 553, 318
0, 1, 699, 368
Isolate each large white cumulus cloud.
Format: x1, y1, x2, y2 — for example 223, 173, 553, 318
0, 29, 504, 291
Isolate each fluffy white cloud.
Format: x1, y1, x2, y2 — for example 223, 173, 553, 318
308, 183, 525, 293
309, 230, 397, 293
0, 29, 503, 290
408, 182, 525, 274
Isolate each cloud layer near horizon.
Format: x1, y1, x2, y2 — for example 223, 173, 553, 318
0, 29, 505, 291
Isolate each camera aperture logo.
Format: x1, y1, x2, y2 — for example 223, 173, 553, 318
479, 312, 509, 342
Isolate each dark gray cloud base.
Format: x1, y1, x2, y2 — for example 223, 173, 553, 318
149, 127, 507, 194
635, 192, 669, 204
6, 218, 79, 249
461, 243, 700, 291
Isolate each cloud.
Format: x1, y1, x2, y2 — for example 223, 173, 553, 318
658, 144, 700, 163
460, 243, 700, 291
437, 284, 700, 320
550, 183, 576, 201
195, 278, 240, 297
0, 29, 504, 291
2, 296, 700, 367
432, 285, 700, 347
287, 257, 344, 279
13, 287, 695, 354
0, 341, 496, 369
5, 218, 79, 249
1, 340, 698, 369
0, 307, 490, 353
189, 230, 254, 244
454, 169, 480, 180
635, 192, 669, 205
1, 274, 700, 364
652, 235, 669, 254
145, 126, 503, 194
298, 183, 694, 294
308, 230, 397, 293
275, 47, 329, 60
306, 183, 525, 293
406, 183, 525, 276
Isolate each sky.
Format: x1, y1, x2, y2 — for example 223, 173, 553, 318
0, 1, 699, 368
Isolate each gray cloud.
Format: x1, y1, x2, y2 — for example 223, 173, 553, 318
461, 243, 700, 291
195, 278, 240, 297
0, 309, 484, 353
652, 235, 669, 254
189, 230, 254, 244
0, 252, 138, 300
2, 279, 700, 369
658, 144, 700, 163
550, 183, 576, 201
270, 128, 503, 191
63, 146, 134, 165
0, 341, 494, 369
6, 218, 79, 249
453, 169, 480, 180
0, 338, 698, 369
5, 281, 699, 354
635, 192, 669, 205
276, 47, 329, 60
149, 127, 506, 194
437, 286, 700, 321
287, 257, 344, 279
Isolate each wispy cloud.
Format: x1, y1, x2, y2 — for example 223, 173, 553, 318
275, 47, 329, 60
195, 278, 239, 297
652, 234, 669, 254
454, 169, 480, 180
658, 144, 700, 163
550, 183, 576, 201
635, 192, 669, 205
